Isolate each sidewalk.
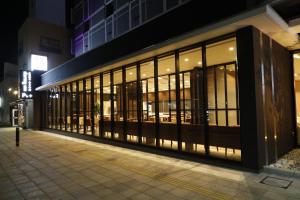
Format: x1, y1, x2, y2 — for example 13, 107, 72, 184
0, 127, 300, 200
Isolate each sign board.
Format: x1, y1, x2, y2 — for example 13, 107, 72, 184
20, 70, 33, 99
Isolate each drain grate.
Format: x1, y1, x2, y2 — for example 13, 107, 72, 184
260, 176, 292, 189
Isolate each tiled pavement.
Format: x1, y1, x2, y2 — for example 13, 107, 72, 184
0, 128, 300, 200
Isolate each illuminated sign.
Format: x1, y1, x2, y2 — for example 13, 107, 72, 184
20, 70, 33, 99
31, 54, 48, 71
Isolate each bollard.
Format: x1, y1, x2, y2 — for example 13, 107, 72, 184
16, 127, 19, 146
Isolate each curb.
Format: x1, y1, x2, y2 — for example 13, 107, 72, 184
263, 166, 300, 179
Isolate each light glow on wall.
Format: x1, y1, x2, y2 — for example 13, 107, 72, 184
31, 54, 48, 71
0, 97, 2, 108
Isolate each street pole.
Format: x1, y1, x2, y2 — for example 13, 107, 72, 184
16, 127, 19, 146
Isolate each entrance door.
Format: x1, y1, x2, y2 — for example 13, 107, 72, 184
12, 109, 18, 127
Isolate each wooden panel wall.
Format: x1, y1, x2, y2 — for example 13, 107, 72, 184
237, 26, 295, 170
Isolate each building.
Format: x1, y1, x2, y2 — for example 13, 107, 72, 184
18, 17, 71, 72
0, 63, 19, 126
29, 0, 300, 170
17, 0, 72, 129
29, 0, 67, 27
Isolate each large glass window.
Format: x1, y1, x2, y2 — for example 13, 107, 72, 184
85, 78, 92, 135
94, 75, 101, 136
72, 82, 78, 132
114, 5, 129, 37
61, 86, 66, 131
140, 61, 156, 146
206, 38, 240, 161
206, 38, 239, 127
158, 55, 177, 149
126, 66, 138, 142
66, 84, 71, 132
294, 52, 300, 145
90, 22, 105, 49
90, 7, 105, 27
130, 0, 140, 28
47, 90, 52, 129
103, 73, 112, 138
113, 70, 124, 140
179, 47, 205, 154
57, 86, 61, 130
141, 0, 163, 22
54, 87, 59, 130
78, 81, 84, 134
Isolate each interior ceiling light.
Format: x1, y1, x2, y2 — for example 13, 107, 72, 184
142, 73, 146, 77
166, 68, 170, 71
294, 54, 300, 59
198, 61, 202, 65
129, 72, 133, 75
228, 47, 234, 51
295, 73, 298, 77
184, 58, 189, 62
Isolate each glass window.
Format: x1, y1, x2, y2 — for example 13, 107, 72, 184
74, 35, 84, 56
206, 38, 240, 161
61, 86, 66, 131
89, 0, 105, 15
103, 73, 112, 138
90, 8, 105, 27
166, 0, 179, 10
57, 87, 61, 130
140, 60, 156, 146
78, 81, 84, 134
47, 90, 52, 128
85, 78, 92, 135
179, 47, 202, 124
90, 22, 105, 49
115, 0, 128, 9
94, 75, 101, 136
126, 66, 137, 121
141, 0, 163, 22
206, 38, 237, 66
113, 70, 124, 140
54, 87, 59, 130
106, 17, 113, 41
179, 47, 205, 154
126, 66, 138, 143
158, 55, 176, 124
294, 53, 300, 139
130, 0, 140, 28
158, 55, 177, 150
66, 84, 71, 132
72, 82, 78, 132
206, 38, 238, 127
114, 5, 129, 37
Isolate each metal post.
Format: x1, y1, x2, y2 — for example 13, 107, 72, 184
16, 127, 19, 146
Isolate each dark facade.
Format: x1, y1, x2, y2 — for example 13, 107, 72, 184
34, 0, 299, 171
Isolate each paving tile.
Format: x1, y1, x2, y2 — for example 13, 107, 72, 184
0, 128, 300, 200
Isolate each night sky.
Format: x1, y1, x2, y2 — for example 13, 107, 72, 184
0, 0, 28, 67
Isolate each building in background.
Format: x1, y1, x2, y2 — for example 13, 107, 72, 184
18, 17, 71, 72
29, 0, 67, 27
17, 0, 72, 129
0, 63, 19, 126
